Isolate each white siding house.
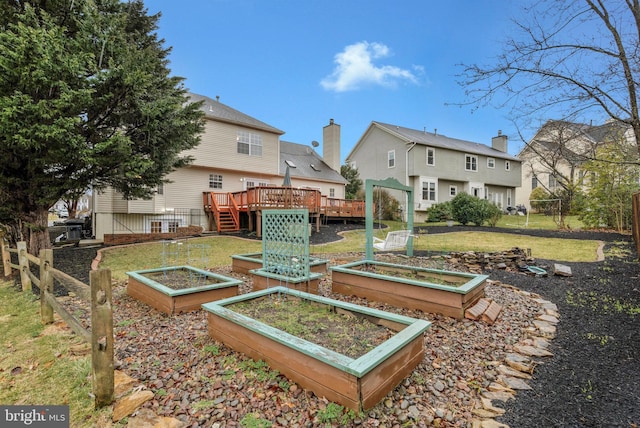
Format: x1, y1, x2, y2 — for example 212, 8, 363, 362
92, 94, 346, 240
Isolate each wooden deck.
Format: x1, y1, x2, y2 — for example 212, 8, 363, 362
203, 186, 366, 234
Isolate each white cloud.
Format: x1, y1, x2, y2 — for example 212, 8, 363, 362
320, 41, 419, 92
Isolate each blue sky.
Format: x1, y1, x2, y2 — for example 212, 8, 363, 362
144, 0, 523, 162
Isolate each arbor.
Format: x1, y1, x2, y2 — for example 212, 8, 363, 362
0, 1, 204, 253
340, 163, 362, 199
461, 0, 640, 153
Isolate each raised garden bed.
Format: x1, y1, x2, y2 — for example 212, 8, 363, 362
231, 252, 329, 275
249, 268, 323, 294
330, 260, 488, 319
202, 286, 431, 411
126, 265, 242, 315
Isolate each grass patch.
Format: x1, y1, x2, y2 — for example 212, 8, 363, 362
100, 236, 262, 281
414, 231, 600, 262
311, 228, 600, 262
0, 279, 111, 426
100, 215, 600, 279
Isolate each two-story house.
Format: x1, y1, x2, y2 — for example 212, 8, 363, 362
92, 93, 347, 242
516, 119, 634, 207
346, 122, 521, 222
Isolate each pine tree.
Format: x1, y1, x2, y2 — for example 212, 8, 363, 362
0, 1, 204, 253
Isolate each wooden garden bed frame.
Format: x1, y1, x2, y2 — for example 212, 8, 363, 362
126, 265, 242, 315
232, 252, 329, 275
203, 286, 431, 411
330, 260, 488, 319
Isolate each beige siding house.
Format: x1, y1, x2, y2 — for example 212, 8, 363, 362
515, 119, 634, 207
346, 122, 521, 222
92, 94, 346, 240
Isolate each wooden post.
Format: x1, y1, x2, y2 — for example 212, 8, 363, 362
40, 249, 54, 324
91, 269, 114, 408
1, 232, 11, 277
17, 241, 31, 291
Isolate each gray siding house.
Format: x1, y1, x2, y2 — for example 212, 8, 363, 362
346, 122, 522, 222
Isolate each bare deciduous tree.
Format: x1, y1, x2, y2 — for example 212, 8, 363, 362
460, 0, 640, 153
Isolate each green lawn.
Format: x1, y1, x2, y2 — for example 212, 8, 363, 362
99, 214, 601, 280
0, 280, 112, 427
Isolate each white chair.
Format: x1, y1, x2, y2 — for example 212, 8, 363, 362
373, 230, 412, 251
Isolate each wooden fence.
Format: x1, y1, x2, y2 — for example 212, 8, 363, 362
0, 233, 114, 407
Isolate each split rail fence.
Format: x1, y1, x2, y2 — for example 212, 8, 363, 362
0, 234, 114, 407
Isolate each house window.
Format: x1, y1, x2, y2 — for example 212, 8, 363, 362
168, 221, 179, 233
244, 178, 269, 189
329, 188, 335, 198
426, 148, 435, 166
465, 154, 478, 171
209, 174, 223, 189
507, 189, 512, 207
549, 175, 558, 188
388, 150, 395, 168
487, 158, 495, 169
505, 160, 511, 171
532, 175, 538, 189
237, 130, 262, 156
156, 183, 164, 195
421, 181, 436, 202
150, 221, 162, 233
449, 186, 457, 197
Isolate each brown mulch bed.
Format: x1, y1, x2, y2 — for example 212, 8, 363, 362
41, 224, 640, 427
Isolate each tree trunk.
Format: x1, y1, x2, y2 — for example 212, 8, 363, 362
24, 208, 51, 255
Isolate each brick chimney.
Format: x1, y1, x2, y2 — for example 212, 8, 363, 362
492, 130, 508, 153
323, 118, 341, 172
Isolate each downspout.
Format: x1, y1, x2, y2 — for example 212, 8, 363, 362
405, 141, 416, 222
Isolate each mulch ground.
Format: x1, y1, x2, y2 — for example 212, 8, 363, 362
47, 222, 639, 427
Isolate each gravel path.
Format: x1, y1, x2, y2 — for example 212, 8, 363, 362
50, 224, 639, 427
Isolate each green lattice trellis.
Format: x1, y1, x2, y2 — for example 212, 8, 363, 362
261, 209, 310, 279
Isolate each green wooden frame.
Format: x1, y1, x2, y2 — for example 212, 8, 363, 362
365, 178, 414, 260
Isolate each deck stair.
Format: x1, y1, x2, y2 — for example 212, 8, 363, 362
203, 191, 240, 233
217, 210, 239, 232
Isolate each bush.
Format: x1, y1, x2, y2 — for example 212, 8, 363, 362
484, 202, 503, 227
355, 188, 401, 221
450, 192, 477, 225
450, 192, 502, 226
529, 187, 551, 213
427, 201, 452, 222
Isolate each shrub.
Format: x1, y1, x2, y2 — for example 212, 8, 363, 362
427, 201, 452, 222
450, 192, 502, 226
484, 201, 503, 227
356, 188, 401, 221
529, 187, 551, 213
450, 192, 478, 225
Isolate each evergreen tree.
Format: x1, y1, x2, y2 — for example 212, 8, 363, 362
0, 1, 204, 253
340, 163, 362, 200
